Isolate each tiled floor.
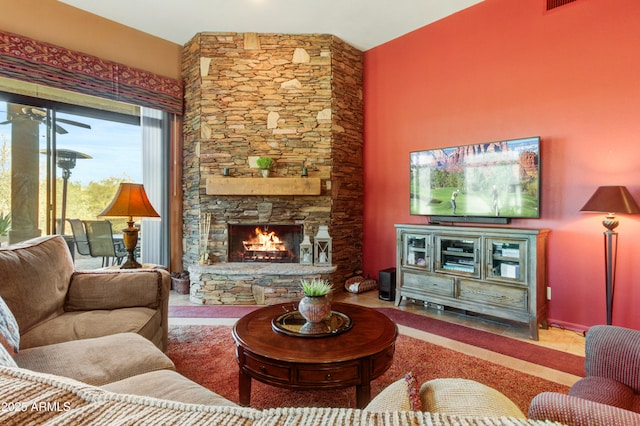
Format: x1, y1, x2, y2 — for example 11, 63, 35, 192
73, 254, 115, 269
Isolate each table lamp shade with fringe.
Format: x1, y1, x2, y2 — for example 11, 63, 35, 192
99, 183, 160, 269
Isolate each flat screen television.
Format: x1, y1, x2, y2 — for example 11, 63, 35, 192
410, 137, 541, 223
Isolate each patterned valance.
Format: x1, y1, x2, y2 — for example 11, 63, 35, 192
0, 31, 183, 115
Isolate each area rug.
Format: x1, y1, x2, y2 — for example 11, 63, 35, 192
168, 304, 585, 376
165, 324, 570, 413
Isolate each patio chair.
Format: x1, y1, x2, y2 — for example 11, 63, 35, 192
83, 220, 128, 267
66, 218, 91, 256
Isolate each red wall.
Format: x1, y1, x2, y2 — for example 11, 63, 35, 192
363, 0, 640, 331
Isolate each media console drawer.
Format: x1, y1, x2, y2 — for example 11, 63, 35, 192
457, 279, 527, 310
402, 271, 454, 296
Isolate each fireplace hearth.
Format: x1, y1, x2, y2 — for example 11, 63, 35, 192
188, 223, 335, 305
228, 224, 303, 263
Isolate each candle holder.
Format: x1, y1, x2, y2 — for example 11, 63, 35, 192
299, 235, 313, 265
313, 225, 332, 266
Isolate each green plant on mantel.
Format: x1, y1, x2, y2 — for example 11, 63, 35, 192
300, 278, 332, 297
256, 157, 275, 170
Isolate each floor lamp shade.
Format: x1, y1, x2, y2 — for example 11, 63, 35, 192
99, 183, 160, 268
580, 186, 640, 325
580, 186, 640, 228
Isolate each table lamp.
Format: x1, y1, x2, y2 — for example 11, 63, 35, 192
580, 185, 640, 325
99, 183, 160, 269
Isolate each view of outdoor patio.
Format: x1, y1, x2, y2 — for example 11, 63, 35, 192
0, 99, 144, 267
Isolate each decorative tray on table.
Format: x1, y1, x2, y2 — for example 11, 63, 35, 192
271, 310, 352, 337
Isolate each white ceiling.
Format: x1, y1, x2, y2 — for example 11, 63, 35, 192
58, 0, 483, 51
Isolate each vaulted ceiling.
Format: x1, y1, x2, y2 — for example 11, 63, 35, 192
58, 0, 483, 51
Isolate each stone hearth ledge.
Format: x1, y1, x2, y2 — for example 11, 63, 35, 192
189, 263, 336, 275
188, 263, 337, 305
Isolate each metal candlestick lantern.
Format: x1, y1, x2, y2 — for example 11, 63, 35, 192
313, 225, 332, 266
299, 235, 313, 265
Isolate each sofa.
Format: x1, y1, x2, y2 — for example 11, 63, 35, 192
0, 235, 170, 351
0, 235, 560, 424
0, 235, 241, 412
0, 235, 237, 400
0, 364, 558, 425
529, 325, 640, 425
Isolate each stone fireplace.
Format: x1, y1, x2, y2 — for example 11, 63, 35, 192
182, 32, 364, 305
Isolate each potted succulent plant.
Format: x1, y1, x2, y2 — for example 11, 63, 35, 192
298, 278, 332, 324
256, 156, 275, 177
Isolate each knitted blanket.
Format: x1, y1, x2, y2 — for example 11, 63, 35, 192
0, 367, 562, 425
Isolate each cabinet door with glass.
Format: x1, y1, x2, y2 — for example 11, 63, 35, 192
486, 238, 527, 284
401, 233, 431, 271
435, 235, 481, 278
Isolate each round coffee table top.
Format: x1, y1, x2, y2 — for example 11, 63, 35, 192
233, 302, 398, 364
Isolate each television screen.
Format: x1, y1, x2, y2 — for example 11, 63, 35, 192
410, 137, 541, 219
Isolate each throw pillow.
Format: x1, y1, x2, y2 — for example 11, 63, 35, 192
0, 342, 17, 368
0, 296, 19, 355
344, 276, 378, 294
419, 378, 525, 418
364, 372, 421, 412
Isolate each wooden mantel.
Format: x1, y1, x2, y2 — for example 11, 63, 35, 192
206, 177, 321, 195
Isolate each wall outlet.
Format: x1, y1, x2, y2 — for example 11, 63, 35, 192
546, 286, 551, 300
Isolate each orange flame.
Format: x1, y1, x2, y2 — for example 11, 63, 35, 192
242, 227, 286, 252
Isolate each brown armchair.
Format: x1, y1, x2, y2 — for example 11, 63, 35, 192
0, 235, 170, 351
529, 325, 640, 425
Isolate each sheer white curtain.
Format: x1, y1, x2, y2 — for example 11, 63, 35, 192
141, 107, 170, 266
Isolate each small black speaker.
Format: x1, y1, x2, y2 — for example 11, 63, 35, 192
378, 267, 396, 301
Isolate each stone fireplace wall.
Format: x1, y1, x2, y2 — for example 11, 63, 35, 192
181, 32, 364, 290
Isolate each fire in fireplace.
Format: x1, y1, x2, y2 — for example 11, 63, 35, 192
228, 224, 303, 263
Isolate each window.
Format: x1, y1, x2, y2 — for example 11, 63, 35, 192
0, 87, 169, 266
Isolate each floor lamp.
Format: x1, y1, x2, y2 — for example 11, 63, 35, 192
581, 186, 640, 325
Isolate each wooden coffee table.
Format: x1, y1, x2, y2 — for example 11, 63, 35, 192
232, 302, 398, 408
